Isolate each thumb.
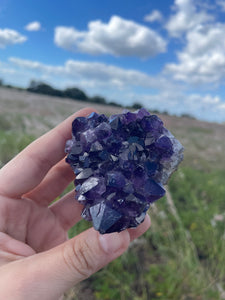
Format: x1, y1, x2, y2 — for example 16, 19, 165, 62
43, 228, 131, 294
1, 216, 150, 300
9, 228, 131, 300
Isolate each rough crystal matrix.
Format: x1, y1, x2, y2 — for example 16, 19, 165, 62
65, 108, 184, 234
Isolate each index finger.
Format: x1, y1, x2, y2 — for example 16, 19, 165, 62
0, 107, 96, 198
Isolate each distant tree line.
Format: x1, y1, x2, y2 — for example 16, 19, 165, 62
27, 80, 124, 107
27, 80, 148, 110
0, 78, 167, 113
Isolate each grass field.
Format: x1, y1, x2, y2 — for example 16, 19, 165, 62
1, 87, 225, 299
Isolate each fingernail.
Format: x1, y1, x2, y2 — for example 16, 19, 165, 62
99, 230, 129, 254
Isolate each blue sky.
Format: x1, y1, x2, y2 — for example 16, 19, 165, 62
1, 0, 225, 122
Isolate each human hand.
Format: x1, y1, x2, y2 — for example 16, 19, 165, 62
0, 108, 151, 300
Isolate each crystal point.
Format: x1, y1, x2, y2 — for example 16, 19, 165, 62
90, 202, 123, 234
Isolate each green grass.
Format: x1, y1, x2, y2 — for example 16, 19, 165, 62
0, 130, 35, 167
0, 113, 36, 167
187, 127, 213, 134
1, 111, 225, 300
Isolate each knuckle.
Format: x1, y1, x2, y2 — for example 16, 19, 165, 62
62, 240, 95, 279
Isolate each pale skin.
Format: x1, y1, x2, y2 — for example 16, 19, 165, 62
0, 108, 151, 300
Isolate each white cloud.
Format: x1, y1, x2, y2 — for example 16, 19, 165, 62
144, 10, 163, 23
25, 21, 41, 31
136, 91, 225, 122
9, 56, 164, 89
54, 15, 167, 58
216, 0, 225, 11
164, 0, 225, 85
0, 28, 27, 48
201, 94, 220, 104
218, 103, 225, 110
165, 23, 225, 84
166, 0, 213, 37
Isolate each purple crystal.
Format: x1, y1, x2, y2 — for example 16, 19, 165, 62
65, 108, 184, 234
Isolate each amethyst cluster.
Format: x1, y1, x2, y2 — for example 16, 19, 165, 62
65, 108, 183, 234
